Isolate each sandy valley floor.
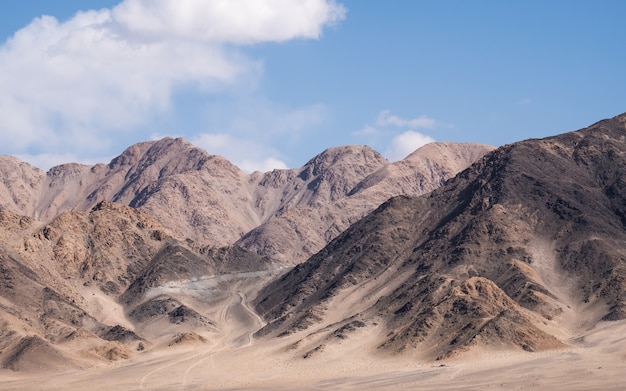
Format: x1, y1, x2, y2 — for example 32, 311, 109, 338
2, 311, 625, 391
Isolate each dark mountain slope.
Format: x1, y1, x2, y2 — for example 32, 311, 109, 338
121, 242, 274, 305
254, 113, 626, 359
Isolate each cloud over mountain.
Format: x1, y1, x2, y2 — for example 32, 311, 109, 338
355, 110, 438, 161
0, 0, 345, 169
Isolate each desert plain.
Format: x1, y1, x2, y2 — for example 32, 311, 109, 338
1, 270, 625, 391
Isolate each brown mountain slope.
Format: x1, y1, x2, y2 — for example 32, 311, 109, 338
0, 201, 276, 371
0, 140, 492, 263
254, 112, 626, 360
0, 156, 44, 217
237, 142, 494, 263
41, 138, 256, 245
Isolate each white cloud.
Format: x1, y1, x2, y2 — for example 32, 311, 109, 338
14, 152, 113, 171
0, 0, 345, 165
112, 0, 346, 44
385, 130, 435, 162
351, 124, 377, 136
376, 110, 436, 129
239, 157, 288, 173
205, 99, 327, 141
191, 132, 288, 173
354, 110, 437, 161
191, 133, 234, 151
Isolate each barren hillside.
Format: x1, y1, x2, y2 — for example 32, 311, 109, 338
0, 140, 493, 263
1, 115, 626, 391
0, 201, 277, 371
255, 112, 626, 360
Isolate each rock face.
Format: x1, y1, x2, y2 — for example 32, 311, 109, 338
0, 138, 493, 371
237, 142, 493, 264
0, 201, 275, 371
2, 112, 626, 372
254, 113, 626, 359
0, 140, 493, 264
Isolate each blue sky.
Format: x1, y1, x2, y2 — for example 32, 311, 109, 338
1, 1, 625, 172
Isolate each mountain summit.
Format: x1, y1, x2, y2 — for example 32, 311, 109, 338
0, 138, 493, 372
0, 140, 493, 264
255, 113, 626, 359
1, 114, 626, 389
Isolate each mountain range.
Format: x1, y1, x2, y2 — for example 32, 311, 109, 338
0, 138, 492, 371
0, 113, 625, 390
255, 112, 626, 360
0, 140, 492, 264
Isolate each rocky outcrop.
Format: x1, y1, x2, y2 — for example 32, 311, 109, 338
254, 112, 626, 359
0, 139, 493, 263
237, 142, 494, 263
0, 201, 276, 370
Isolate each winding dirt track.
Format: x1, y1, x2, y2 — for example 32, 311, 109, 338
180, 290, 266, 387
137, 288, 266, 389
238, 291, 266, 346
131, 265, 278, 390
180, 292, 237, 388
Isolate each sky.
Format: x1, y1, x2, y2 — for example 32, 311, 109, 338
0, 0, 625, 172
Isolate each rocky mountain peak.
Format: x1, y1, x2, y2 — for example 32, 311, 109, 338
3, 112, 626, 381
406, 142, 497, 175
298, 145, 387, 181
347, 142, 495, 200
108, 141, 155, 169
237, 142, 493, 263
0, 137, 494, 262
292, 145, 389, 207
0, 156, 45, 216
254, 112, 626, 359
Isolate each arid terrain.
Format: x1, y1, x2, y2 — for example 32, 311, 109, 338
2, 310, 626, 390
1, 113, 626, 390
0, 140, 493, 264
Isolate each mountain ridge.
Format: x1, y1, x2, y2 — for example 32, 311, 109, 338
1, 113, 626, 384
253, 112, 626, 359
0, 139, 494, 264
0, 200, 278, 370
